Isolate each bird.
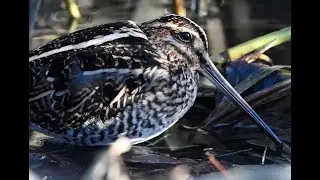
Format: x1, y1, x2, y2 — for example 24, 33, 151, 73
29, 14, 282, 150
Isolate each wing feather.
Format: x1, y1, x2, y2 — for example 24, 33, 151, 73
29, 21, 165, 134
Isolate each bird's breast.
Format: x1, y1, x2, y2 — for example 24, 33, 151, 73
119, 67, 198, 144
139, 67, 198, 126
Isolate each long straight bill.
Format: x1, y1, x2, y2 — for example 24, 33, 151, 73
201, 53, 283, 149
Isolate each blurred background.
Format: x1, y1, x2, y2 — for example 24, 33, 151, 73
29, 0, 291, 65
29, 1, 291, 179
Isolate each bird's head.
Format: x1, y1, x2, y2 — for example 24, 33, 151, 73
141, 14, 282, 149
140, 14, 208, 71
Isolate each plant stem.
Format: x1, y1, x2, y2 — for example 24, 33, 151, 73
211, 27, 291, 64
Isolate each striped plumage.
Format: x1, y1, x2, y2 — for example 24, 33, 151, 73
29, 14, 283, 150
29, 14, 207, 145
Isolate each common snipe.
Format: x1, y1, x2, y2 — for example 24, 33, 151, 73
29, 14, 282, 149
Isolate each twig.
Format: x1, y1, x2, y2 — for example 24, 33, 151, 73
173, 0, 186, 16
65, 0, 81, 32
146, 133, 171, 147
206, 152, 229, 177
244, 39, 277, 64
262, 146, 268, 165
217, 148, 253, 158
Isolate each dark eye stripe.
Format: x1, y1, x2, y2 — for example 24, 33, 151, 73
197, 29, 208, 51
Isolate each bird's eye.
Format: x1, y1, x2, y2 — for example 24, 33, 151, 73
177, 32, 192, 42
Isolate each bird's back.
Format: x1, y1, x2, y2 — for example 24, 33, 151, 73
29, 17, 201, 146
29, 20, 165, 144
